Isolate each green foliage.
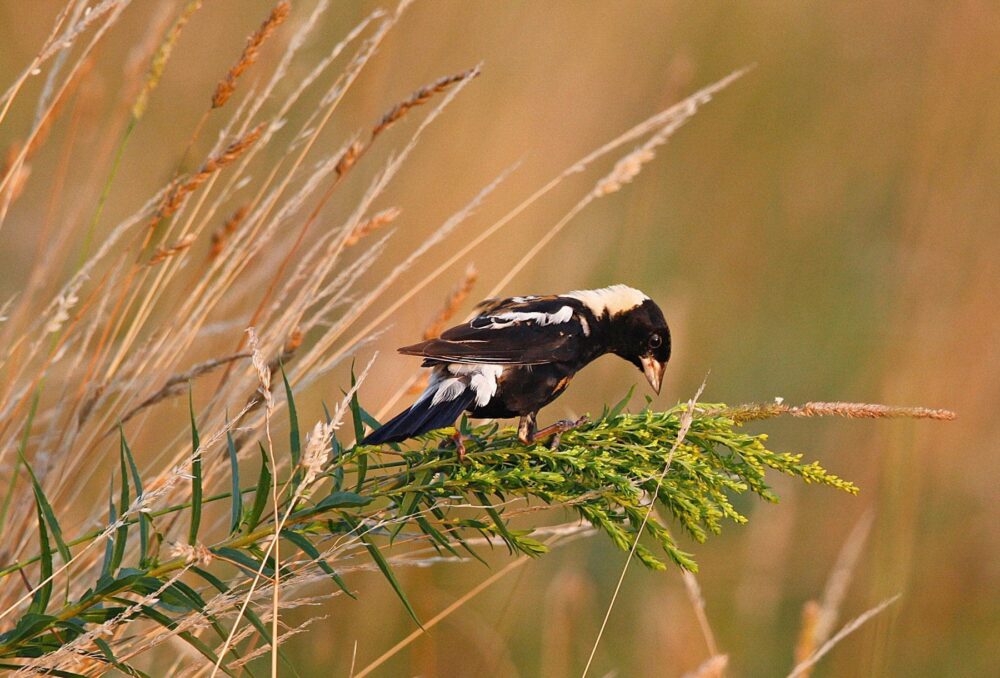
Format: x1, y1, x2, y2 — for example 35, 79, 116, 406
0, 396, 856, 672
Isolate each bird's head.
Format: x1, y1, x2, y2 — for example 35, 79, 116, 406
570, 285, 670, 394
612, 297, 671, 394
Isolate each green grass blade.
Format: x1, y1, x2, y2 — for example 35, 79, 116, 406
245, 444, 271, 531
322, 402, 345, 491
28, 503, 52, 615
349, 365, 369, 492
225, 426, 242, 536
99, 477, 115, 583
188, 389, 202, 546
281, 364, 301, 468
345, 516, 421, 627
110, 438, 131, 573
191, 566, 292, 673
119, 427, 149, 568
609, 385, 635, 418
139, 605, 239, 678
93, 637, 151, 677
16, 447, 71, 565
280, 529, 355, 598
390, 469, 431, 540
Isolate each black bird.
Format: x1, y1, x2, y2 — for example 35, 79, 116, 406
360, 285, 671, 451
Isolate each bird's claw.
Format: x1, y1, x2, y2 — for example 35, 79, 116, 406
451, 430, 469, 463
531, 415, 589, 449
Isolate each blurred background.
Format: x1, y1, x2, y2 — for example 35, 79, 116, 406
1, 1, 997, 675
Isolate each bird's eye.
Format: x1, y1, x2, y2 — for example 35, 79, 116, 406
648, 334, 662, 349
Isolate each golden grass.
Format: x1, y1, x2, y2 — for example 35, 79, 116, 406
0, 2, 967, 675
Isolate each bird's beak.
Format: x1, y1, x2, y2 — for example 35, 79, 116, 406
640, 356, 666, 395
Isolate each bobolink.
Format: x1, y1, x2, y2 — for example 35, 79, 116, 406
360, 284, 671, 451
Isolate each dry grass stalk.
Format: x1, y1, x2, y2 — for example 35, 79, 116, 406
788, 595, 901, 678
212, 1, 291, 109
344, 207, 401, 247
405, 264, 478, 394
334, 139, 362, 178
132, 0, 204, 120
792, 509, 874, 676
148, 233, 196, 265
110, 350, 253, 430
683, 655, 729, 678
422, 264, 478, 340
726, 401, 957, 423
208, 205, 249, 258
793, 600, 822, 672
154, 123, 265, 223
371, 66, 479, 138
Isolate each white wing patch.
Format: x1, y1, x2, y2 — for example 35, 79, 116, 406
430, 377, 466, 405
564, 284, 648, 317
480, 305, 574, 329
469, 365, 502, 407
448, 363, 503, 407
420, 364, 504, 408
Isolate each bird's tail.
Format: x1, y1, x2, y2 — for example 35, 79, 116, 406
359, 390, 474, 445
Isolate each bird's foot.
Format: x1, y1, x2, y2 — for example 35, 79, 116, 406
531, 415, 590, 449
451, 430, 470, 462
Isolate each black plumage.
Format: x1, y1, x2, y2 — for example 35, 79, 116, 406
360, 285, 671, 447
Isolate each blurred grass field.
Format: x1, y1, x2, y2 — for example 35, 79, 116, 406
0, 1, 996, 675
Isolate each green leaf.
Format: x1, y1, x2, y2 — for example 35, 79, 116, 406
281, 364, 301, 468
111, 438, 131, 573
93, 637, 150, 677
609, 385, 635, 418
213, 547, 274, 578
188, 388, 202, 546
0, 663, 84, 678
245, 444, 271, 531
28, 503, 52, 615
191, 566, 291, 671
345, 516, 421, 627
119, 427, 149, 568
391, 469, 431, 540
16, 448, 71, 566
313, 491, 372, 511
322, 401, 344, 491
99, 477, 116, 584
225, 423, 241, 536
281, 529, 355, 598
139, 605, 239, 678
349, 364, 368, 492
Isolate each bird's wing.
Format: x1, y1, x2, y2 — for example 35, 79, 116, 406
399, 295, 584, 365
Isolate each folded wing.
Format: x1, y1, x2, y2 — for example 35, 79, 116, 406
399, 296, 582, 365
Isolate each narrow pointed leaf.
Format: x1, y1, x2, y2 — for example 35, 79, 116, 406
323, 401, 344, 491
345, 516, 421, 627
281, 364, 301, 468
191, 566, 293, 671
28, 503, 52, 615
281, 529, 355, 598
16, 448, 71, 565
93, 637, 150, 677
99, 478, 115, 583
188, 389, 202, 545
390, 469, 431, 540
119, 427, 149, 567
225, 426, 241, 535
111, 439, 131, 572
245, 444, 271, 530
609, 385, 635, 418
213, 547, 274, 578
139, 605, 239, 678
349, 365, 368, 491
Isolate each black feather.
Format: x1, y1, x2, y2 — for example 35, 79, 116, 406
360, 390, 475, 445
